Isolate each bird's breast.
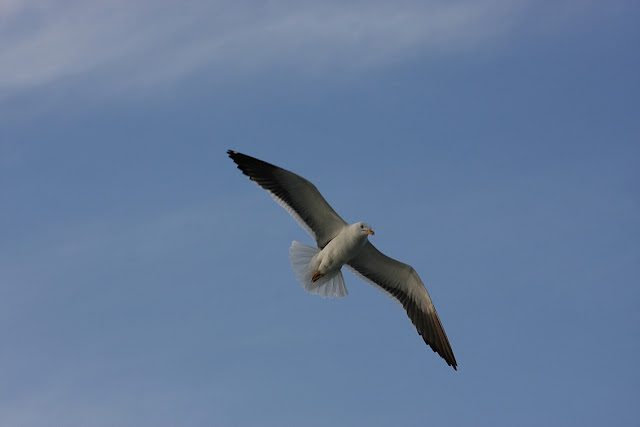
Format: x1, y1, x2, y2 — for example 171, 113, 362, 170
316, 228, 367, 273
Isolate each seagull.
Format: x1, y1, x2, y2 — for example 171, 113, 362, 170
228, 150, 457, 370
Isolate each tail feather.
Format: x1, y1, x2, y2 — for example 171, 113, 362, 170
289, 241, 349, 299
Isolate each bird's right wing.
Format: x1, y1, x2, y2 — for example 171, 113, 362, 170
228, 150, 347, 248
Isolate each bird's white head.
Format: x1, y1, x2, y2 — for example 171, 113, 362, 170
355, 222, 375, 236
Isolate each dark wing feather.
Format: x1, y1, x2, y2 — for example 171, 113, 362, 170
347, 242, 457, 370
228, 150, 347, 248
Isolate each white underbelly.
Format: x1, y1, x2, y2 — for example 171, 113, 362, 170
314, 230, 366, 275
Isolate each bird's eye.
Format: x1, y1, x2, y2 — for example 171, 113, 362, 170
360, 224, 364, 228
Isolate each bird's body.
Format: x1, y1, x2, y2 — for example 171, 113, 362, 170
228, 150, 458, 370
310, 222, 373, 281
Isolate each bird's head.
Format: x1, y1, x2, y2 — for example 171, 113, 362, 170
356, 222, 375, 236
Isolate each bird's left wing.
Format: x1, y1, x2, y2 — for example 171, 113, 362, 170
347, 242, 458, 370
228, 150, 347, 248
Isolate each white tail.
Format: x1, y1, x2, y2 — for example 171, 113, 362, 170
289, 241, 349, 299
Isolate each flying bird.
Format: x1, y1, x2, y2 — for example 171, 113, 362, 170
228, 150, 457, 370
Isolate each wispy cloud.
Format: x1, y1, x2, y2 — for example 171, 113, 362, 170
1, 0, 535, 93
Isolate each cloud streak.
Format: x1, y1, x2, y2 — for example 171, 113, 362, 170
1, 0, 534, 93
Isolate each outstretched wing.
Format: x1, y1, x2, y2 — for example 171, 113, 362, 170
228, 150, 347, 248
347, 242, 457, 370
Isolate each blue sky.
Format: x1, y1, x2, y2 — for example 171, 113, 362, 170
1, 1, 639, 425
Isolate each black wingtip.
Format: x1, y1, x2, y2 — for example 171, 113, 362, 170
227, 150, 247, 168
227, 150, 239, 168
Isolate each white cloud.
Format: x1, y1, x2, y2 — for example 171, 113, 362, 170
0, 0, 536, 93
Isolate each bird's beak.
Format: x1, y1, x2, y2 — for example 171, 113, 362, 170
367, 230, 375, 236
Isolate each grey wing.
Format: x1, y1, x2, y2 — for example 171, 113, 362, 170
347, 242, 457, 370
228, 150, 347, 248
